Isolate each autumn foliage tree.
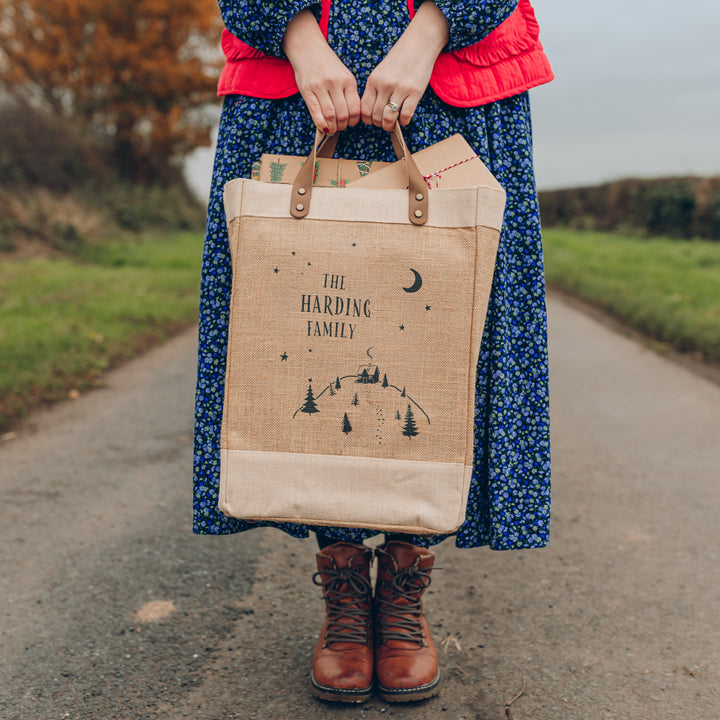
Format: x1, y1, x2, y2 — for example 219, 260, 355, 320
0, 0, 222, 184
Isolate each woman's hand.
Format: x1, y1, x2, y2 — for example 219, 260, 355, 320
361, 2, 449, 131
283, 10, 361, 134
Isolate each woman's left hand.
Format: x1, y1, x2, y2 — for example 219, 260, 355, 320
361, 2, 449, 131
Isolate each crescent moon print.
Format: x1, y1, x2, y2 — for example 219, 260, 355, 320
403, 269, 422, 293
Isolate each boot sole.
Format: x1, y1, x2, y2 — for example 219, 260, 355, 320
377, 671, 441, 703
310, 673, 373, 704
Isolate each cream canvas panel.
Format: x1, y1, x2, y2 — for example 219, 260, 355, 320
219, 450, 470, 533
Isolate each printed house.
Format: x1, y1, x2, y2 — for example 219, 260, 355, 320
356, 366, 380, 384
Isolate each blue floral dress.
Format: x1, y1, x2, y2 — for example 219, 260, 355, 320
193, 0, 551, 550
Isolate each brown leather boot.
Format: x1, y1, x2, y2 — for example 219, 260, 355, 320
311, 542, 373, 703
374, 541, 440, 702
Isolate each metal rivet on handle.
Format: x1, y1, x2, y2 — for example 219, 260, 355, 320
415, 193, 424, 201
297, 187, 306, 195
414, 209, 423, 218
296, 203, 305, 212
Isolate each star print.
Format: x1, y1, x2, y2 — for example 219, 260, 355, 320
352, 242, 357, 247
399, 324, 405, 330
426, 305, 431, 311
291, 251, 296, 255
280, 352, 288, 361
273, 267, 279, 274
307, 262, 312, 266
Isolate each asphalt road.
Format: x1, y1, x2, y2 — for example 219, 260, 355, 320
1, 296, 719, 720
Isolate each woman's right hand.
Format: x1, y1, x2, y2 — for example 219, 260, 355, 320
283, 10, 361, 134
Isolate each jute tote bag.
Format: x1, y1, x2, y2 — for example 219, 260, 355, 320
220, 126, 505, 534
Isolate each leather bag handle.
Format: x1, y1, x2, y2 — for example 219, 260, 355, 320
290, 124, 429, 225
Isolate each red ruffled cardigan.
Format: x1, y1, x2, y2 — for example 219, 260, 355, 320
218, 0, 553, 107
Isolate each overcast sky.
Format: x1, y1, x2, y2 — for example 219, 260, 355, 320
186, 0, 720, 194
531, 0, 720, 188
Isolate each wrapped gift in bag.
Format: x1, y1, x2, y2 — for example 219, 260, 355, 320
220, 125, 506, 534
252, 153, 391, 187
350, 132, 491, 191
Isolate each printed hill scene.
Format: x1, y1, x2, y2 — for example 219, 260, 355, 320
293, 354, 429, 446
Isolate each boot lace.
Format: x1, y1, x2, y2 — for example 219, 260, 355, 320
312, 567, 372, 647
376, 565, 433, 647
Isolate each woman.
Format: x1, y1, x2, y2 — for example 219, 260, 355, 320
194, 0, 553, 703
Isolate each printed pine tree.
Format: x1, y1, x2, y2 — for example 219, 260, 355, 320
329, 383, 336, 396
335, 377, 341, 390
357, 160, 371, 177
269, 159, 287, 183
342, 413, 352, 434
382, 374, 389, 388
402, 405, 419, 438
297, 160, 320, 184
329, 177, 348, 187
371, 367, 380, 383
395, 410, 401, 420
301, 382, 320, 414
401, 387, 406, 397
351, 393, 359, 406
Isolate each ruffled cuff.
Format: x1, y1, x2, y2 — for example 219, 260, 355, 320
218, 1, 321, 58
423, 0, 519, 53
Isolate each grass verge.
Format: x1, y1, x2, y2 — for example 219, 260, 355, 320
543, 228, 720, 362
0, 232, 202, 431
